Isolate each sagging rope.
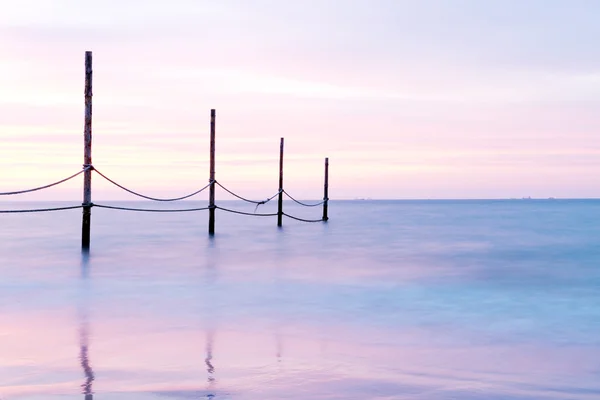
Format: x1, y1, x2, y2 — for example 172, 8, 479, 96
282, 212, 324, 223
215, 181, 281, 206
0, 205, 84, 213
0, 166, 327, 221
0, 167, 89, 196
94, 168, 212, 202
0, 204, 324, 223
282, 190, 326, 207
216, 205, 278, 217
93, 204, 210, 213
215, 206, 323, 222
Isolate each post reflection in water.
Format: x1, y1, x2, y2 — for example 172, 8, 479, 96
205, 330, 215, 399
73, 238, 296, 400
79, 250, 95, 400
274, 232, 287, 371
81, 249, 91, 280
79, 323, 94, 400
276, 333, 282, 362
204, 239, 217, 399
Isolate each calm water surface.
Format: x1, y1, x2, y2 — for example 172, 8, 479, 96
1, 200, 599, 399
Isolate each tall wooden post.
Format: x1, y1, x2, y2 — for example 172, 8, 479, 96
322, 157, 329, 221
208, 109, 216, 235
277, 137, 284, 227
82, 51, 93, 250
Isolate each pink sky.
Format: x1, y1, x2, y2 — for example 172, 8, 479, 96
1, 0, 600, 200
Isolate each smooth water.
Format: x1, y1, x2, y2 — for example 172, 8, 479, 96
1, 200, 599, 399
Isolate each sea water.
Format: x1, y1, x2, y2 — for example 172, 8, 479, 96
0, 200, 599, 399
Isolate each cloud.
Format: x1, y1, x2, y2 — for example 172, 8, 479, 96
2, 1, 600, 198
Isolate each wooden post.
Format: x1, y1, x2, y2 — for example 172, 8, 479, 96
322, 157, 329, 221
277, 137, 284, 227
208, 109, 216, 235
82, 51, 93, 250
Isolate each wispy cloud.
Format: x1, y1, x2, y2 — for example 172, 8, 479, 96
2, 1, 600, 198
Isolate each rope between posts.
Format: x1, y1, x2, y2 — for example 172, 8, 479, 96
215, 181, 281, 205
93, 204, 210, 213
282, 190, 326, 207
216, 205, 278, 217
94, 168, 212, 202
0, 167, 89, 196
282, 212, 324, 223
0, 205, 84, 213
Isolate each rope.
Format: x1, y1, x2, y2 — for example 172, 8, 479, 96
282, 212, 324, 223
93, 204, 210, 213
216, 205, 278, 217
0, 205, 83, 213
0, 168, 88, 196
94, 168, 212, 202
282, 190, 326, 207
215, 181, 281, 205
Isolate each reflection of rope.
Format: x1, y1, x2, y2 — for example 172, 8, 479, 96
216, 205, 278, 217
93, 204, 209, 213
282, 190, 325, 207
0, 167, 88, 195
215, 181, 281, 206
94, 168, 212, 202
0, 205, 83, 213
283, 212, 324, 223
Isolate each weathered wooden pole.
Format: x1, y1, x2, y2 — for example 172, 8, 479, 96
277, 137, 284, 227
322, 157, 329, 221
208, 109, 216, 235
82, 51, 93, 250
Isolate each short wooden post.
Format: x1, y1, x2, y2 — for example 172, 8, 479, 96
82, 51, 93, 250
322, 157, 329, 221
208, 109, 216, 235
277, 137, 284, 227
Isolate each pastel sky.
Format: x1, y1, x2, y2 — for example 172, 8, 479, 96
1, 0, 600, 200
